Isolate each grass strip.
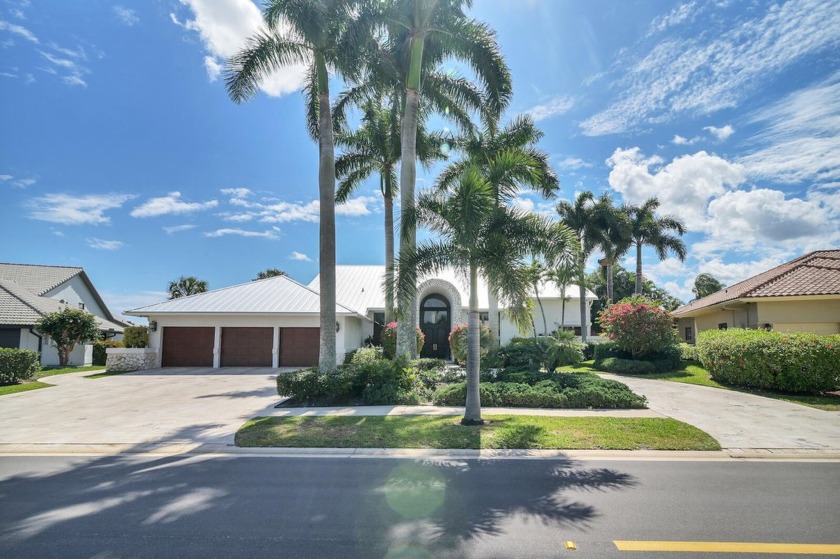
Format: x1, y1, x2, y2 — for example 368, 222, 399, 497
37, 366, 104, 378
0, 381, 53, 396
236, 415, 720, 451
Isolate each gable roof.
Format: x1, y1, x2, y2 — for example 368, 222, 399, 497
673, 250, 840, 317
0, 263, 127, 329
309, 265, 596, 316
126, 274, 364, 316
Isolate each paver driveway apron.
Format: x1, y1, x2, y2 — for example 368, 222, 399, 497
601, 374, 840, 452
0, 368, 288, 452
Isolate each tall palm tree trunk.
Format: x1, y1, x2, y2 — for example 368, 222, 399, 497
316, 56, 337, 371
488, 294, 500, 346
606, 259, 615, 304
396, 36, 424, 359
635, 241, 643, 295
560, 285, 566, 329
462, 261, 483, 425
383, 187, 395, 323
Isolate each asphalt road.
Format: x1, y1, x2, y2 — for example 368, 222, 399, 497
1, 455, 838, 558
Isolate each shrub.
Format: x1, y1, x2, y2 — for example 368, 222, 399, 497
276, 368, 354, 404
350, 346, 384, 365
0, 348, 41, 385
649, 344, 683, 372
123, 326, 148, 348
448, 322, 493, 365
92, 340, 124, 366
598, 298, 678, 359
381, 322, 425, 359
411, 357, 447, 371
697, 329, 840, 393
582, 341, 598, 360
598, 357, 657, 375
593, 341, 631, 363
678, 343, 701, 363
497, 337, 584, 371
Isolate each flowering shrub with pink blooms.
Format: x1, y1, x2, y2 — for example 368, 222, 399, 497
449, 322, 492, 365
381, 321, 425, 359
597, 298, 677, 359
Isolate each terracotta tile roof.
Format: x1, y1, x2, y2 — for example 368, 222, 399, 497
0, 263, 83, 296
673, 250, 840, 316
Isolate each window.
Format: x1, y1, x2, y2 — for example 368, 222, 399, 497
479, 312, 489, 322
684, 327, 693, 342
718, 323, 728, 330
78, 302, 85, 310
372, 312, 385, 346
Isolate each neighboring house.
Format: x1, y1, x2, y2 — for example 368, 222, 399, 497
0, 263, 128, 366
673, 250, 840, 343
128, 265, 596, 368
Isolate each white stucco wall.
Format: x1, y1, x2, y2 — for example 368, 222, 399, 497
44, 275, 107, 318
498, 297, 590, 344
18, 328, 92, 366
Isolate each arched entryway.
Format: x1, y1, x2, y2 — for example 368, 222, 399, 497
420, 294, 451, 359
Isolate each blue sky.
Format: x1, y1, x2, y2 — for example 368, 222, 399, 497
1, 0, 838, 321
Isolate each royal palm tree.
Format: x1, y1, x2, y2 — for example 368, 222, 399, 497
594, 194, 632, 305
525, 260, 549, 337
334, 92, 448, 323
628, 198, 688, 295
385, 0, 512, 359
396, 166, 560, 424
167, 276, 208, 299
546, 259, 576, 331
225, 0, 365, 370
436, 114, 559, 344
556, 191, 606, 343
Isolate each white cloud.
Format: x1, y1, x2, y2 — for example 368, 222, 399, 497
647, 1, 697, 35
558, 157, 591, 170
221, 187, 252, 197
260, 200, 320, 223
27, 193, 135, 225
336, 195, 378, 217
606, 147, 746, 229
704, 124, 734, 141
14, 178, 36, 188
172, 0, 307, 94
581, 0, 840, 135
0, 174, 12, 181
0, 19, 38, 43
525, 95, 574, 122
131, 192, 218, 218
87, 238, 124, 250
163, 224, 196, 234
113, 6, 139, 26
223, 213, 253, 222
672, 134, 699, 145
39, 49, 88, 87
738, 72, 840, 184
204, 228, 279, 239
691, 254, 794, 288
290, 251, 312, 262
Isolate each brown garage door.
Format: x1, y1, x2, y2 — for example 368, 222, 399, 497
279, 327, 320, 367
161, 327, 214, 367
221, 327, 273, 367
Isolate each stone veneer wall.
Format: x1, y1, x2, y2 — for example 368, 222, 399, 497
106, 348, 157, 372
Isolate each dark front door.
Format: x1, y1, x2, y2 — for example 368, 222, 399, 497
420, 294, 450, 359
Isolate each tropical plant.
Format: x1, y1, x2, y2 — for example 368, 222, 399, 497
167, 276, 208, 299
693, 273, 725, 299
380, 321, 424, 359
437, 114, 559, 344
225, 0, 366, 370
627, 197, 687, 295
556, 191, 606, 342
546, 259, 576, 331
449, 322, 492, 365
385, 0, 512, 360
594, 194, 632, 304
253, 268, 286, 280
396, 165, 562, 424
597, 297, 678, 359
35, 307, 100, 367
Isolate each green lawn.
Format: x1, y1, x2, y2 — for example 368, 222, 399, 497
37, 365, 105, 378
0, 381, 53, 396
236, 415, 720, 451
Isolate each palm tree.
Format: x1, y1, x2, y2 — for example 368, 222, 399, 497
385, 0, 512, 359
556, 191, 606, 343
396, 166, 559, 424
525, 260, 549, 337
167, 276, 208, 299
333, 93, 448, 323
628, 198, 688, 295
546, 258, 576, 331
253, 268, 286, 280
693, 273, 724, 299
437, 114, 559, 345
225, 0, 365, 371
594, 194, 632, 305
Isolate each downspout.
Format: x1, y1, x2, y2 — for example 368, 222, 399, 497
28, 327, 43, 354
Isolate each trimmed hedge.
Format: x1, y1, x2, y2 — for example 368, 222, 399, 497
679, 343, 701, 362
593, 341, 631, 362
497, 336, 585, 371
433, 372, 646, 409
123, 326, 148, 348
92, 340, 124, 366
0, 348, 40, 385
598, 357, 657, 375
594, 340, 681, 373
697, 329, 840, 393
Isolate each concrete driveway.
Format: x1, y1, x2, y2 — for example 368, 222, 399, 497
0, 368, 288, 453
602, 374, 840, 455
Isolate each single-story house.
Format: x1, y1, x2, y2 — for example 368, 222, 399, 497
0, 263, 128, 365
127, 265, 596, 368
672, 250, 840, 343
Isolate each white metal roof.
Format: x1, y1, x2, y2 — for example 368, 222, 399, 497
309, 265, 596, 316
127, 274, 362, 316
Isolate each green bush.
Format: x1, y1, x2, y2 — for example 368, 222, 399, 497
678, 343, 701, 362
276, 368, 354, 404
0, 348, 41, 385
582, 341, 598, 360
598, 298, 678, 359
92, 340, 124, 366
123, 326, 148, 348
598, 357, 657, 375
697, 329, 840, 393
497, 336, 585, 371
410, 357, 446, 371
381, 322, 425, 359
350, 346, 384, 365
449, 322, 493, 365
433, 372, 646, 409
649, 344, 683, 372
593, 341, 631, 363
